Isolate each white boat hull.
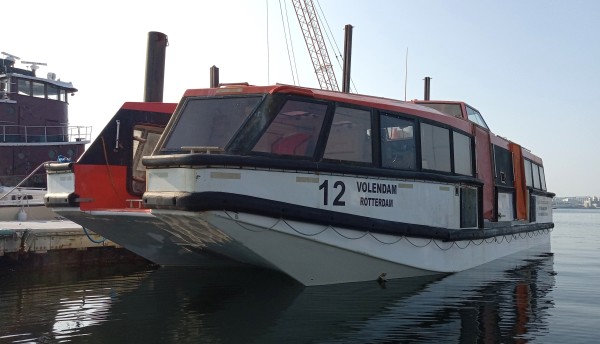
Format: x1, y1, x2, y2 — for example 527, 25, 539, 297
145, 209, 551, 286
51, 208, 244, 268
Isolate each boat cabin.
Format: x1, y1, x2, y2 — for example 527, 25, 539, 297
1, 55, 90, 187
145, 85, 552, 229
1, 55, 88, 145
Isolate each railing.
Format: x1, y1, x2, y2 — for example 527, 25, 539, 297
0, 161, 50, 202
0, 124, 92, 144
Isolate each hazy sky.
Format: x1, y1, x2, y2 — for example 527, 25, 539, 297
4, 0, 599, 197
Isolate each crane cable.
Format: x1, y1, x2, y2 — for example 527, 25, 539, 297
266, 0, 270, 84
314, 0, 358, 93
278, 0, 299, 85
283, 0, 301, 85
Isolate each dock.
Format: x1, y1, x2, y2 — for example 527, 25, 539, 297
0, 220, 150, 271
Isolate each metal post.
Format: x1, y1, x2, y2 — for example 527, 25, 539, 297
210, 65, 220, 88
144, 31, 168, 102
424, 76, 431, 100
342, 24, 353, 93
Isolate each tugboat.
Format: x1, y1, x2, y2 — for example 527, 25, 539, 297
47, 82, 554, 286
0, 52, 90, 220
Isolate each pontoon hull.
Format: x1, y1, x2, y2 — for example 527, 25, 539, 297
97, 208, 549, 286
52, 208, 243, 268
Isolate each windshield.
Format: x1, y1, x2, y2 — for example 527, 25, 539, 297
466, 105, 489, 129
251, 99, 328, 157
418, 103, 463, 118
163, 96, 261, 151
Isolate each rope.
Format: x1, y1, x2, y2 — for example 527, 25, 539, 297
0, 160, 54, 201
222, 210, 552, 251
82, 227, 106, 244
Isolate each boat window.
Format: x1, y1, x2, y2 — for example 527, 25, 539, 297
466, 106, 489, 129
132, 125, 164, 194
59, 89, 67, 102
420, 123, 451, 172
252, 99, 327, 157
380, 114, 416, 170
493, 145, 514, 187
539, 165, 547, 190
0, 78, 7, 95
18, 79, 31, 96
323, 106, 372, 163
47, 84, 59, 100
524, 159, 533, 187
32, 82, 45, 98
453, 132, 473, 176
532, 163, 541, 189
163, 96, 261, 151
418, 103, 463, 118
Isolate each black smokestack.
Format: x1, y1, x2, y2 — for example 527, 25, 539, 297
210, 65, 219, 88
424, 76, 431, 100
144, 31, 168, 102
342, 24, 353, 93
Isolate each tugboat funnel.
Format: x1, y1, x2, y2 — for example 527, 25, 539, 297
144, 31, 168, 102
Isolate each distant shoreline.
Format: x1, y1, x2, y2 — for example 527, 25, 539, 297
553, 207, 600, 210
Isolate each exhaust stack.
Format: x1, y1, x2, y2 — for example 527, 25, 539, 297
424, 76, 431, 100
342, 24, 353, 93
144, 31, 168, 102
210, 65, 220, 88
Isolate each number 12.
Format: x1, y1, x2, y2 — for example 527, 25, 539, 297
319, 180, 346, 206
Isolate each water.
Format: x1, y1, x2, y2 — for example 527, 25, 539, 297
0, 208, 597, 343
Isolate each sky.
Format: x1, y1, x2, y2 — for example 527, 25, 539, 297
3, 0, 599, 197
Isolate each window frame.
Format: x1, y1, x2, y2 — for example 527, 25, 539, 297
419, 121, 452, 173
379, 111, 417, 171
321, 103, 374, 166
250, 96, 332, 159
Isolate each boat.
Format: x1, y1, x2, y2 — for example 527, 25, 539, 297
0, 52, 91, 220
45, 101, 175, 210
46, 83, 554, 286
42, 101, 223, 266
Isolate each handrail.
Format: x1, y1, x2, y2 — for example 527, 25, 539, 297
0, 124, 92, 144
0, 161, 53, 201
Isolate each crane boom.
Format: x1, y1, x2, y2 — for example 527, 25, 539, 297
291, 0, 339, 91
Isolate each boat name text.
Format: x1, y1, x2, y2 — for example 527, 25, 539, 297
359, 197, 394, 207
356, 182, 397, 194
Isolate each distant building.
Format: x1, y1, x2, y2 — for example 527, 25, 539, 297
553, 196, 600, 208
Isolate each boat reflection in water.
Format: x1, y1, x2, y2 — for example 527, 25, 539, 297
0, 247, 555, 343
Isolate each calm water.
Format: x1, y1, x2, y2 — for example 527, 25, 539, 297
0, 208, 598, 343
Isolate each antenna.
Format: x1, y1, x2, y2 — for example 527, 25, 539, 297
404, 47, 408, 101
21, 60, 47, 76
21, 60, 47, 72
1, 52, 21, 61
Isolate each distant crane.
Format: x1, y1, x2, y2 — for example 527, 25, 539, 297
291, 0, 339, 91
